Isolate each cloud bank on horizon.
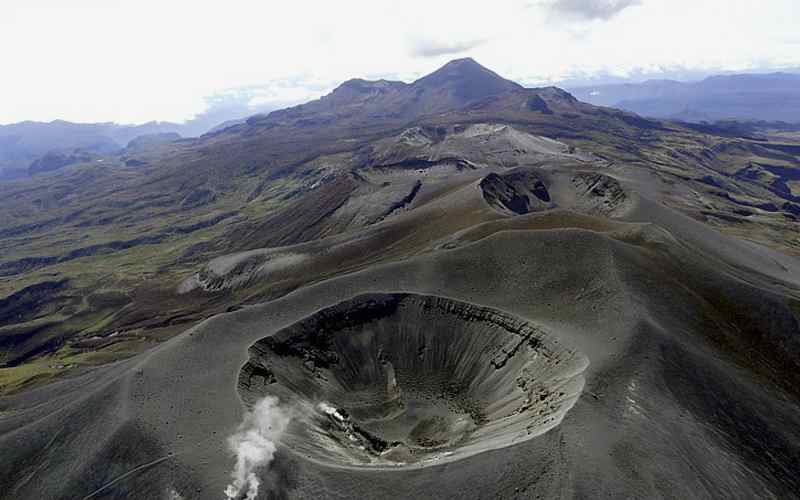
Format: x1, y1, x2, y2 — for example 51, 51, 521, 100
0, 0, 797, 125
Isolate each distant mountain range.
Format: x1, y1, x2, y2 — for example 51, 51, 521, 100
3, 67, 800, 181
0, 102, 282, 180
569, 72, 800, 123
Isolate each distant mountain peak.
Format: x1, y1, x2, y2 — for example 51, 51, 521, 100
436, 57, 483, 69
431, 57, 496, 72
413, 58, 522, 101
251, 58, 537, 129
333, 78, 405, 94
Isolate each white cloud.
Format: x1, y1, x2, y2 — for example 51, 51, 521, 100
542, 0, 642, 21
0, 0, 798, 124
410, 38, 488, 58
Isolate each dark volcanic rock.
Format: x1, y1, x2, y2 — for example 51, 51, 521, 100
526, 95, 554, 114
571, 172, 631, 216
480, 170, 553, 215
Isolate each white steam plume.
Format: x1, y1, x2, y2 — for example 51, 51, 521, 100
224, 396, 291, 500
317, 401, 346, 422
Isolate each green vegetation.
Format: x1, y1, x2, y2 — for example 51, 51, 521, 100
0, 341, 144, 395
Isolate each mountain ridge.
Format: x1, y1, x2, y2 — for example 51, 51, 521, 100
241, 58, 531, 131
570, 72, 800, 122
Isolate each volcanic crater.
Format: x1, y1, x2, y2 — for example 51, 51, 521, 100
238, 293, 588, 468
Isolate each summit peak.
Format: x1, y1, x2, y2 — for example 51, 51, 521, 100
413, 58, 523, 102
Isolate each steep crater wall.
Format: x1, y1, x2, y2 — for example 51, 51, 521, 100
480, 170, 553, 215
238, 293, 587, 469
480, 167, 632, 217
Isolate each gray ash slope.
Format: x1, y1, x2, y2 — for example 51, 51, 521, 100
3, 166, 800, 499
2, 59, 800, 499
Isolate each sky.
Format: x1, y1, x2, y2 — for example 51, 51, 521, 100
1, 0, 798, 125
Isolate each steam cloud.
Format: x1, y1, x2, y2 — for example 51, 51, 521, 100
224, 396, 291, 500
318, 401, 346, 422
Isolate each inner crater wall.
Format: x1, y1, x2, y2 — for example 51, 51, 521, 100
238, 293, 588, 468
